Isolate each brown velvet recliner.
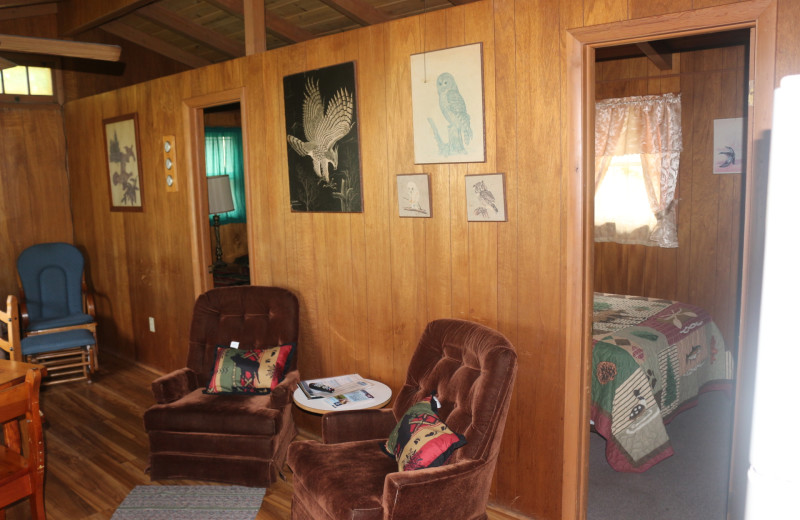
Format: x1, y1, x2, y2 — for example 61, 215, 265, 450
143, 286, 300, 487
288, 318, 517, 520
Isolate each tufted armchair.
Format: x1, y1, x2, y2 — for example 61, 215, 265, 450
287, 319, 517, 520
143, 286, 299, 487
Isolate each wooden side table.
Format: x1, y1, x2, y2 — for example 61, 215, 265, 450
293, 379, 392, 414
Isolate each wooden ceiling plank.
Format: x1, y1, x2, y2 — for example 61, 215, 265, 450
635, 41, 673, 70
265, 14, 314, 44
136, 4, 244, 57
243, 0, 266, 55
0, 55, 16, 69
317, 0, 389, 25
0, 0, 51, 6
205, 0, 314, 44
204, 0, 243, 18
101, 20, 211, 68
57, 0, 157, 36
0, 33, 121, 61
0, 3, 57, 21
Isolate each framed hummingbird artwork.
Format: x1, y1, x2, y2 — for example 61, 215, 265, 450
103, 113, 144, 212
465, 173, 506, 222
410, 43, 486, 165
713, 117, 743, 174
283, 61, 363, 212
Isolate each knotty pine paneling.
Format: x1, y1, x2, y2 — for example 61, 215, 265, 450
56, 2, 800, 520
0, 105, 74, 298
594, 46, 746, 350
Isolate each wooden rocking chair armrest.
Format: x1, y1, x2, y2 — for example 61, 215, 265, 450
19, 299, 30, 331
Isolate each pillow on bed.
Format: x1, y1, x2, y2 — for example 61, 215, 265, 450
382, 394, 466, 471
204, 344, 295, 395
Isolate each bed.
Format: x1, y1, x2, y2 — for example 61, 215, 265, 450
591, 292, 734, 472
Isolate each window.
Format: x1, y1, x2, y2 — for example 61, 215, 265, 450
1, 64, 54, 101
205, 127, 247, 224
594, 154, 656, 236
594, 93, 682, 248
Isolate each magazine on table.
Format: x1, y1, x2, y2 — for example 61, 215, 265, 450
298, 374, 373, 402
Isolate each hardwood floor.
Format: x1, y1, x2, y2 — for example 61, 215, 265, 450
4, 354, 526, 520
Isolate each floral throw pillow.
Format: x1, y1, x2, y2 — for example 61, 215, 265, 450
204, 344, 295, 395
382, 394, 466, 471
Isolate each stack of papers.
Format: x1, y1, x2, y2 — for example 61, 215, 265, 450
298, 374, 374, 407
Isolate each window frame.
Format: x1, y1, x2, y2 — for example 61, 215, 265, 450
0, 53, 61, 105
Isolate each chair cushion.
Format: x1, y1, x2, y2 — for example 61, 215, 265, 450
143, 388, 283, 436
289, 440, 396, 520
27, 313, 94, 332
382, 394, 466, 471
204, 344, 295, 395
21, 329, 95, 356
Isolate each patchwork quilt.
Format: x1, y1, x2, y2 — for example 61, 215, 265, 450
591, 293, 733, 472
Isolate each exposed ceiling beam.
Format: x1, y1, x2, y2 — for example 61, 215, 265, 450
0, 0, 52, 6
0, 2, 57, 21
204, 0, 243, 17
317, 0, 389, 25
0, 33, 121, 60
243, 0, 265, 55
204, 0, 314, 44
636, 41, 673, 70
101, 20, 210, 68
0, 55, 16, 69
58, 0, 156, 36
136, 4, 244, 58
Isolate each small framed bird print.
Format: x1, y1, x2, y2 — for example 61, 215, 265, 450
466, 173, 506, 222
713, 117, 743, 174
410, 43, 486, 164
396, 174, 432, 218
283, 61, 363, 212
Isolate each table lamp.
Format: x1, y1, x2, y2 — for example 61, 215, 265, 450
207, 175, 235, 266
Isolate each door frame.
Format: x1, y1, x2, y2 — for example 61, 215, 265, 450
563, 2, 777, 519
183, 88, 253, 297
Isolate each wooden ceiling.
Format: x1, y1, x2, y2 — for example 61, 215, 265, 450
0, 0, 478, 68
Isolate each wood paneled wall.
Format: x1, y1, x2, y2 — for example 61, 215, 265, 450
55, 1, 799, 519
0, 105, 74, 298
594, 45, 746, 349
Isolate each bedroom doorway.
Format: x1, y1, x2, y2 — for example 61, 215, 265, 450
564, 3, 777, 520
183, 88, 254, 296
587, 29, 749, 519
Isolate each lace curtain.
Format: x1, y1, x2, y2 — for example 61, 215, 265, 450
205, 127, 247, 224
595, 93, 682, 247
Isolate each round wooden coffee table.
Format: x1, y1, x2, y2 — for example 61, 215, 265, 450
293, 379, 392, 414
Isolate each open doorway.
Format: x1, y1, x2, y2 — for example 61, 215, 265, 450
183, 88, 253, 297
587, 30, 749, 519
204, 102, 250, 288
563, 4, 777, 520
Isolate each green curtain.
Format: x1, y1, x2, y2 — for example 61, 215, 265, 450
205, 127, 246, 224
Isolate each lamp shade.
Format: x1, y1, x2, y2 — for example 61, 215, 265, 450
207, 175, 235, 215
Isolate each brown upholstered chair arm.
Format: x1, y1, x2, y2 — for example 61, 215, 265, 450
270, 369, 300, 408
322, 408, 397, 444
151, 367, 198, 404
383, 459, 488, 519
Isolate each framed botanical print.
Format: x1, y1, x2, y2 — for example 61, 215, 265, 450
103, 113, 144, 211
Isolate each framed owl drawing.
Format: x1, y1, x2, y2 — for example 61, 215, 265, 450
410, 43, 486, 164
396, 174, 432, 217
466, 173, 506, 222
283, 61, 363, 212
